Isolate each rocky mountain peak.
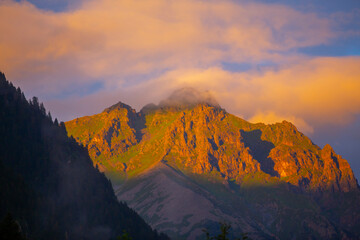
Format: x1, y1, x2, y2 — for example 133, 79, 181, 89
321, 144, 336, 160
322, 143, 334, 153
103, 101, 135, 113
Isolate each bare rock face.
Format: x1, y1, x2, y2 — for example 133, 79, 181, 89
66, 101, 142, 169
161, 105, 260, 180
320, 144, 358, 192
65, 89, 360, 239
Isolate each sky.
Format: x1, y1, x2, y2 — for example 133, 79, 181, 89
1, 0, 360, 179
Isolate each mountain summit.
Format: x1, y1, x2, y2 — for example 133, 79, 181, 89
65, 89, 360, 239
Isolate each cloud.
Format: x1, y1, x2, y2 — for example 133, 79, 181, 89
44, 55, 360, 137
248, 111, 314, 134
0, 0, 333, 94
1, 0, 359, 134
121, 56, 360, 133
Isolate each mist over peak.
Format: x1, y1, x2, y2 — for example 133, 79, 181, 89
158, 87, 220, 109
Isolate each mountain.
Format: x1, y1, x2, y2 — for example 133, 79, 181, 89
0, 72, 169, 240
66, 87, 360, 239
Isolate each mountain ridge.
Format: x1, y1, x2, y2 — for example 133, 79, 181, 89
65, 89, 360, 239
66, 100, 357, 192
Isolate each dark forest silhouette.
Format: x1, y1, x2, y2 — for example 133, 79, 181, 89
0, 72, 169, 240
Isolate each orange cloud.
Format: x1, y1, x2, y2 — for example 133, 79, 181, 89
1, 0, 359, 134
43, 56, 360, 136
0, 0, 333, 87
248, 112, 314, 134
131, 57, 360, 133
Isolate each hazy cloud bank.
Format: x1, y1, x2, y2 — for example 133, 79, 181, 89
1, 0, 359, 135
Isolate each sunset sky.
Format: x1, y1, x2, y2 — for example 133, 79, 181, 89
1, 0, 360, 179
